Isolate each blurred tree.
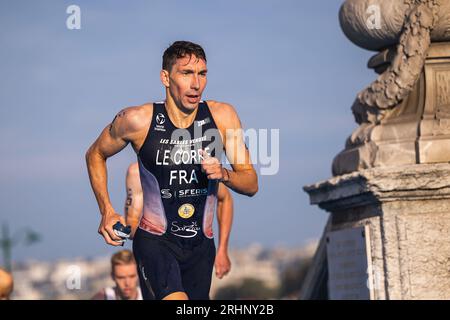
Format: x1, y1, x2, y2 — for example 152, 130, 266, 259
278, 257, 312, 299
214, 284, 239, 300
214, 278, 279, 300
0, 222, 41, 271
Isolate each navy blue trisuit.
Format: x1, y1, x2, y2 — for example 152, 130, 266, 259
132, 101, 223, 300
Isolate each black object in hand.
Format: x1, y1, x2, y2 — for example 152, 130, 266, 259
113, 221, 131, 240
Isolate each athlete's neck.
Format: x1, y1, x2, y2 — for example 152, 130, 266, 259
165, 94, 198, 129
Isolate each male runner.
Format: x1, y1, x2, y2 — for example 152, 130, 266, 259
86, 40, 258, 300
124, 162, 233, 281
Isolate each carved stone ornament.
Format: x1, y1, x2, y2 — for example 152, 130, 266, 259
333, 0, 450, 175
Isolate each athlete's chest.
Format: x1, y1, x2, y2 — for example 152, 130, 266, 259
142, 104, 222, 162
139, 103, 223, 187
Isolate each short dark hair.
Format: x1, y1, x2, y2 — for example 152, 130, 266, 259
162, 41, 207, 72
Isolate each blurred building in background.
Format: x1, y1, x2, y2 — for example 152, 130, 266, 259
10, 242, 316, 300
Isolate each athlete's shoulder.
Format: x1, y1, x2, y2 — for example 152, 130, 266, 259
111, 103, 154, 138
206, 100, 241, 128
206, 100, 237, 115
115, 103, 153, 129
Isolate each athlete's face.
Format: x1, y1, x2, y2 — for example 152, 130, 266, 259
112, 263, 139, 300
161, 54, 207, 112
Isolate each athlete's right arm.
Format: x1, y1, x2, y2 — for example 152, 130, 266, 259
85, 106, 148, 246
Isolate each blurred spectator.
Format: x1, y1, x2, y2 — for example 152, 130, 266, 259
0, 268, 13, 300
91, 250, 142, 300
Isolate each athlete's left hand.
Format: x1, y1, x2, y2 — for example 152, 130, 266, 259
215, 249, 231, 279
200, 149, 224, 180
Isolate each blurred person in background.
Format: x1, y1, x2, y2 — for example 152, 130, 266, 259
91, 250, 142, 300
0, 268, 13, 300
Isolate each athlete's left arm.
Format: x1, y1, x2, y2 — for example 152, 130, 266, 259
215, 183, 233, 279
203, 101, 258, 197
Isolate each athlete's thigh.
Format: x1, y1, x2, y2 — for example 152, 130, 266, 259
133, 230, 185, 300
181, 239, 216, 300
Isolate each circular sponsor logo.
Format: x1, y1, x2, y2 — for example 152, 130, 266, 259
156, 113, 165, 125
178, 203, 195, 219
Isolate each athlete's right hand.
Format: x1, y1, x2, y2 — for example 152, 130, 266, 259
98, 211, 127, 246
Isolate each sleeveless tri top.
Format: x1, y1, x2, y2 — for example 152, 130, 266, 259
137, 101, 224, 247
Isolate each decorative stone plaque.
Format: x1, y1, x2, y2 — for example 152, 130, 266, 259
326, 226, 373, 300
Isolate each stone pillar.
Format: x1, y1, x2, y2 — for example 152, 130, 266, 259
332, 43, 450, 175
304, 164, 450, 299
302, 0, 450, 300
303, 49, 450, 298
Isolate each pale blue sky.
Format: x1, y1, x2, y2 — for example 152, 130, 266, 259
0, 0, 376, 262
